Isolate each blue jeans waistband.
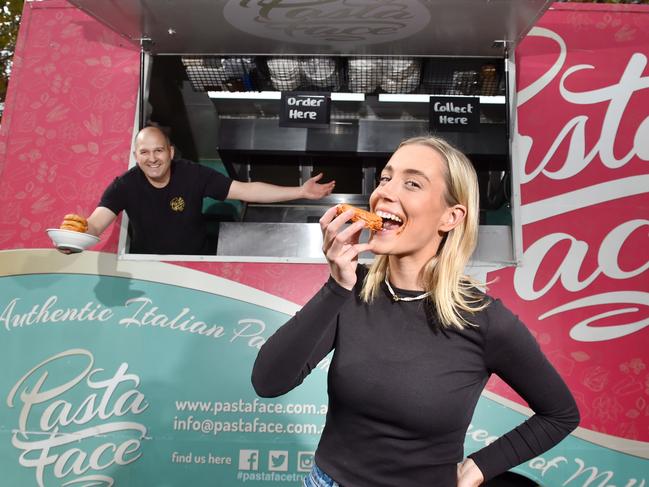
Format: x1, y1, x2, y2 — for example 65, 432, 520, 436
304, 463, 340, 487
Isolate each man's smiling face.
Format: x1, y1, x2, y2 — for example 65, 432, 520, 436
134, 127, 174, 188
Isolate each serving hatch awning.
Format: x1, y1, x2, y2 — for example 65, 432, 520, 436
66, 0, 553, 56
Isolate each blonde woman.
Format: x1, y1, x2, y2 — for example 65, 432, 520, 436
252, 136, 579, 487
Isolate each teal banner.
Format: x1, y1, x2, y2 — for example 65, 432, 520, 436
1, 270, 645, 486
1, 273, 326, 486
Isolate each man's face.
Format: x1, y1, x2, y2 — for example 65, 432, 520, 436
134, 129, 174, 187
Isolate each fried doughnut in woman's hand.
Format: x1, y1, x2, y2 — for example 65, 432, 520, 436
336, 204, 382, 232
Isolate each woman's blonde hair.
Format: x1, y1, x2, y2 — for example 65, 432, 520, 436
360, 136, 488, 329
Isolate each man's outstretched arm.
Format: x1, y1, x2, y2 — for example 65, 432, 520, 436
227, 173, 335, 203
85, 207, 118, 237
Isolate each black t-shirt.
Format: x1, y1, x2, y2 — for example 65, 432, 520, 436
252, 267, 580, 486
99, 159, 232, 254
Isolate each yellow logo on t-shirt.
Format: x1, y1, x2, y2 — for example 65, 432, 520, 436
170, 196, 185, 212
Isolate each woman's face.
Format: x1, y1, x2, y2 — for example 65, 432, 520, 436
369, 143, 461, 262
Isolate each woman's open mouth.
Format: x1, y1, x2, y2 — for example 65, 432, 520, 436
376, 210, 404, 232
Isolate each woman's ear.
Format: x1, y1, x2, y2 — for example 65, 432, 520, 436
440, 204, 467, 232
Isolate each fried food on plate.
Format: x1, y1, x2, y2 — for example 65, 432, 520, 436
60, 213, 88, 233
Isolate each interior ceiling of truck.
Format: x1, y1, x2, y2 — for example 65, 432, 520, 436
66, 0, 553, 56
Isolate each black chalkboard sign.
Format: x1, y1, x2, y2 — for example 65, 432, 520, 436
429, 96, 480, 132
279, 92, 331, 128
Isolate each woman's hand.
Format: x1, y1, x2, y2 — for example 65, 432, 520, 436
457, 458, 484, 487
319, 206, 373, 290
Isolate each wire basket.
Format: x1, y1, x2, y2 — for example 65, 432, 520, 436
347, 57, 384, 93
182, 56, 258, 92
380, 57, 422, 94
180, 55, 504, 96
301, 57, 344, 91
422, 58, 503, 96
264, 57, 346, 92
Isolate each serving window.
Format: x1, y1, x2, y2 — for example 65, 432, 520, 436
117, 54, 519, 266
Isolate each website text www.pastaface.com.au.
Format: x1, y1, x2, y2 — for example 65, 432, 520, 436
173, 399, 327, 436
175, 398, 328, 416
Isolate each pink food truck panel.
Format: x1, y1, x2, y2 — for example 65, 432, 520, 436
0, 1, 647, 485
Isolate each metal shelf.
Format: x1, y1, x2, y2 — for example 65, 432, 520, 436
207, 91, 365, 101
207, 91, 505, 104
379, 94, 505, 104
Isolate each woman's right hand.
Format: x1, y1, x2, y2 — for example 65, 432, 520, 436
319, 206, 374, 290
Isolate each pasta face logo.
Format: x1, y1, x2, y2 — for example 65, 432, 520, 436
170, 196, 185, 212
6, 349, 148, 487
224, 0, 430, 47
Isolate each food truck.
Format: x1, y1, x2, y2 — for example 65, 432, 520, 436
0, 1, 647, 485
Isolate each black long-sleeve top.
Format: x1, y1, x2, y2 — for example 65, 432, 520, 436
252, 268, 579, 486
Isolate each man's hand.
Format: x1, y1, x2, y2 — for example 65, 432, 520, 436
301, 173, 335, 200
55, 214, 87, 254
229, 175, 335, 203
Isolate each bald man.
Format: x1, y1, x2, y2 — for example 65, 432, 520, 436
65, 126, 335, 255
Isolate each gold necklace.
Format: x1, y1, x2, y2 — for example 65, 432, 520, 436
384, 276, 430, 302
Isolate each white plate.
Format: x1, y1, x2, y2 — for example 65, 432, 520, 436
46, 228, 100, 253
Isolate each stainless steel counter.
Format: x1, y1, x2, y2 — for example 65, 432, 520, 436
217, 222, 513, 265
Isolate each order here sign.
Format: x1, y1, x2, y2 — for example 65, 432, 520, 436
279, 92, 331, 128
429, 96, 480, 132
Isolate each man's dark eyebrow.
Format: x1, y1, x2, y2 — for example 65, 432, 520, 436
381, 165, 430, 182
